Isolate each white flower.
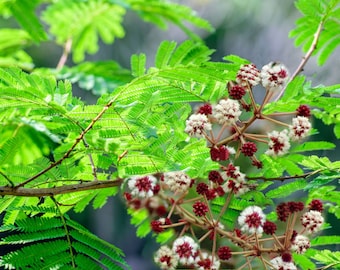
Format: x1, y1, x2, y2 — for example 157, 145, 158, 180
127, 175, 157, 198
265, 130, 291, 156
236, 63, 261, 87
222, 165, 249, 196
195, 252, 220, 270
172, 236, 199, 265
289, 116, 311, 141
291, 234, 310, 254
238, 206, 266, 234
301, 210, 324, 234
163, 171, 191, 194
212, 99, 242, 125
261, 62, 289, 91
154, 246, 178, 270
269, 256, 297, 270
185, 113, 212, 138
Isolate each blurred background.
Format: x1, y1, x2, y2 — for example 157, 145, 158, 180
2, 0, 340, 269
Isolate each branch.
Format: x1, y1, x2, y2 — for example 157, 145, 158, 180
15, 102, 115, 188
246, 171, 318, 182
1, 179, 123, 197
275, 20, 324, 101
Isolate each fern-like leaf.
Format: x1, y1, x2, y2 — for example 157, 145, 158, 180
290, 0, 340, 65
43, 0, 126, 62
0, 215, 129, 269
7, 0, 47, 42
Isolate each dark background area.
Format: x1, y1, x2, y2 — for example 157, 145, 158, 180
1, 1, 339, 269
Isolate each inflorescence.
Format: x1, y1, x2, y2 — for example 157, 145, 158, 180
122, 62, 322, 269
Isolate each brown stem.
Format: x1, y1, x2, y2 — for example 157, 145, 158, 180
0, 179, 123, 197
275, 20, 324, 101
15, 101, 115, 188
56, 38, 72, 69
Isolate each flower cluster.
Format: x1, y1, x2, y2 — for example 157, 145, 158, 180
123, 61, 322, 270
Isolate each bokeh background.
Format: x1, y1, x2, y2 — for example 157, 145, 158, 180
1, 0, 339, 269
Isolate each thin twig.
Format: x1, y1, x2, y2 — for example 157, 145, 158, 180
15, 102, 115, 188
246, 171, 317, 182
275, 20, 324, 101
56, 38, 72, 69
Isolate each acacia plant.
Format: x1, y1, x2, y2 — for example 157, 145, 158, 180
0, 0, 339, 269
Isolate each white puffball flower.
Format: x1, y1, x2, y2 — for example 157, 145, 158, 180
185, 113, 212, 138
212, 99, 242, 125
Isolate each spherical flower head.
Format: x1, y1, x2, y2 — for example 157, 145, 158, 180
229, 84, 246, 100
151, 220, 164, 233
210, 145, 230, 161
212, 99, 242, 125
260, 62, 289, 91
238, 206, 266, 234
193, 201, 209, 217
289, 116, 311, 141
195, 252, 220, 270
222, 178, 249, 196
208, 170, 224, 185
241, 142, 257, 156
276, 202, 290, 222
309, 199, 323, 212
301, 210, 324, 234
217, 246, 232, 260
263, 220, 277, 235
287, 201, 304, 214
172, 236, 199, 265
265, 130, 290, 156
269, 256, 297, 270
196, 182, 209, 195
197, 103, 212, 115
225, 164, 245, 181
291, 234, 310, 254
127, 175, 158, 198
185, 113, 212, 138
236, 63, 261, 87
163, 171, 191, 194
154, 245, 178, 270
297, 104, 311, 117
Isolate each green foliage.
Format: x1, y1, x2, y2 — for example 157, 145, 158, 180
290, 0, 340, 65
0, 0, 339, 269
0, 214, 129, 269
